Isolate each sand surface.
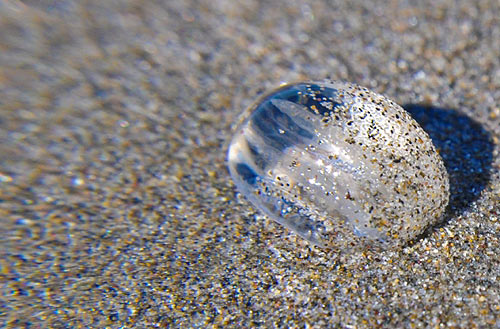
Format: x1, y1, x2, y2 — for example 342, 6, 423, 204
1, 0, 500, 327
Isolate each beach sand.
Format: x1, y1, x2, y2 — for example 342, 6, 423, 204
1, 0, 499, 327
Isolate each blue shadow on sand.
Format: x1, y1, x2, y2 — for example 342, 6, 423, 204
403, 104, 494, 222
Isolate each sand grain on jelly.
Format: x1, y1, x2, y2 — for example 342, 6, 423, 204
227, 80, 449, 250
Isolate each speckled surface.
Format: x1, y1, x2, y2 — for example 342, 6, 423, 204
227, 81, 450, 250
1, 0, 499, 328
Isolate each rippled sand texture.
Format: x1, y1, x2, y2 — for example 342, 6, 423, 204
1, 0, 499, 328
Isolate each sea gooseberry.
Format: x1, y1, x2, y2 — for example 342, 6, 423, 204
227, 80, 449, 250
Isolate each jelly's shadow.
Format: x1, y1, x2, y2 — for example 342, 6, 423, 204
403, 104, 494, 223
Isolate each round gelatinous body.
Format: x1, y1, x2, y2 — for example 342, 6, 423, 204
227, 81, 449, 250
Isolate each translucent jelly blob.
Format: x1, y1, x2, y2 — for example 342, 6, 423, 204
227, 81, 449, 250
